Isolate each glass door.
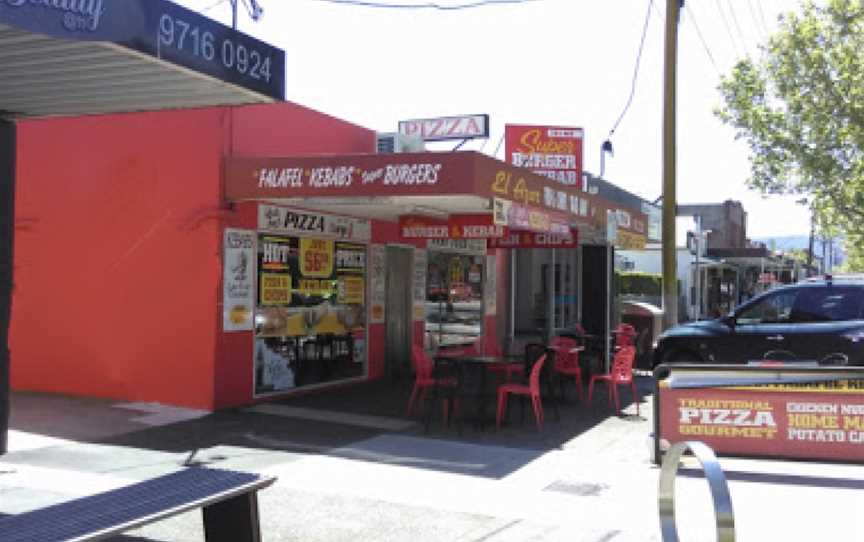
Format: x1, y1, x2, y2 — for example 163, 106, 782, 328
425, 252, 484, 350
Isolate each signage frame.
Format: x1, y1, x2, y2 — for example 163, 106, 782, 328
398, 114, 489, 142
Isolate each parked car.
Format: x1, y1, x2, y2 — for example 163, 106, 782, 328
652, 276, 864, 367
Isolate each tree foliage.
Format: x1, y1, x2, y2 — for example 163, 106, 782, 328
716, 0, 864, 269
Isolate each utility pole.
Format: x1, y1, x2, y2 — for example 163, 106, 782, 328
661, 0, 682, 330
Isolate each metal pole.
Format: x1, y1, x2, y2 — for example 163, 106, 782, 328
230, 0, 238, 29
606, 242, 612, 373
0, 119, 15, 455
577, 245, 583, 323
694, 219, 700, 320
661, 0, 681, 330
548, 249, 555, 344
510, 249, 516, 351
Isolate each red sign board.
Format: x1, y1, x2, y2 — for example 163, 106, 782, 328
505, 124, 584, 187
659, 381, 864, 462
488, 228, 578, 249
399, 214, 504, 240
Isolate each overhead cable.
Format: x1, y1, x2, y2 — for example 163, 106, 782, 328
754, 0, 771, 35
685, 2, 721, 76
715, 0, 742, 59
606, 0, 653, 138
746, 0, 768, 41
304, 0, 543, 9
725, 0, 752, 58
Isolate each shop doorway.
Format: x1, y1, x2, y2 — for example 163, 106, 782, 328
385, 246, 413, 378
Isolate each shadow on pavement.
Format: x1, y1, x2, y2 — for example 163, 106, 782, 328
5, 375, 654, 480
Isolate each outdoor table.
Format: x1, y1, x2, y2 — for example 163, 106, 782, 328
433, 354, 524, 431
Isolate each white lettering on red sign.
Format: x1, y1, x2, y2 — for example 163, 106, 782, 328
309, 167, 355, 188
258, 168, 303, 188
384, 163, 442, 185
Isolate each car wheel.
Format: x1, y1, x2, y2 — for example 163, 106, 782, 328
664, 349, 703, 363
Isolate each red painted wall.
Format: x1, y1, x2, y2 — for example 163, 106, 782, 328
12, 102, 375, 410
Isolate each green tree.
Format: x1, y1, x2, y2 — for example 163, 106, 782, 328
716, 0, 864, 270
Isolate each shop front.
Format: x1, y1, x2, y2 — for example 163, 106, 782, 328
224, 151, 648, 387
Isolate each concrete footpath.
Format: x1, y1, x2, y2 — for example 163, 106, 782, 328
1, 390, 863, 541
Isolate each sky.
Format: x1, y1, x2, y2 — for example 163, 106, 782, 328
179, 0, 815, 240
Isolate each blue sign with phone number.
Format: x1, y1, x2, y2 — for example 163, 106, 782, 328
0, 0, 285, 101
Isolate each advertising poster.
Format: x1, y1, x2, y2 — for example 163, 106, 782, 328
254, 338, 295, 393
223, 229, 255, 331
413, 249, 427, 321
505, 124, 584, 187
339, 276, 365, 305
300, 238, 334, 277
260, 273, 292, 306
658, 380, 864, 462
258, 235, 294, 307
369, 244, 386, 323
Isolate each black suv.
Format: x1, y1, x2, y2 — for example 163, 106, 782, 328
652, 276, 864, 367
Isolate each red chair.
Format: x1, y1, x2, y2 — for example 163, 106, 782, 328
549, 336, 584, 401
495, 353, 548, 431
613, 323, 637, 351
467, 335, 523, 382
588, 346, 638, 416
406, 345, 458, 419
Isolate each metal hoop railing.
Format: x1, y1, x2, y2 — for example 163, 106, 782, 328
658, 441, 735, 541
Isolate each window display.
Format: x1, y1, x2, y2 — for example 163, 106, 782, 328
425, 251, 484, 349
254, 234, 366, 395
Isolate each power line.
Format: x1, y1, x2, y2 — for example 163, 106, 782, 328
747, 0, 769, 39
715, 0, 742, 59
725, 0, 752, 58
607, 0, 653, 138
684, 2, 721, 76
756, 0, 773, 36
651, 0, 664, 27
304, 0, 544, 9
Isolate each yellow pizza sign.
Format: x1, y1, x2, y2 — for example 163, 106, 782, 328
300, 239, 334, 277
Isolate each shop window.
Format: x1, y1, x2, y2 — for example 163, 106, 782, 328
425, 252, 484, 349
254, 235, 366, 395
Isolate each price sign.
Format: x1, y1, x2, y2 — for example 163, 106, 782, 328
300, 239, 334, 277
260, 273, 291, 306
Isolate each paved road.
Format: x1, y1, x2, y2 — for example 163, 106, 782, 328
1, 388, 863, 541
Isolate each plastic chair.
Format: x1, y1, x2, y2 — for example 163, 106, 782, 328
612, 323, 637, 351
495, 352, 548, 431
406, 345, 458, 420
588, 346, 638, 416
549, 336, 584, 401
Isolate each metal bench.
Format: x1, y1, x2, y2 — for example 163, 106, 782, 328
0, 466, 276, 542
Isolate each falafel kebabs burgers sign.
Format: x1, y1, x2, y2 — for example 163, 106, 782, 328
223, 229, 256, 331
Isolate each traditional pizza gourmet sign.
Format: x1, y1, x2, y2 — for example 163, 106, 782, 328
658, 378, 864, 462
